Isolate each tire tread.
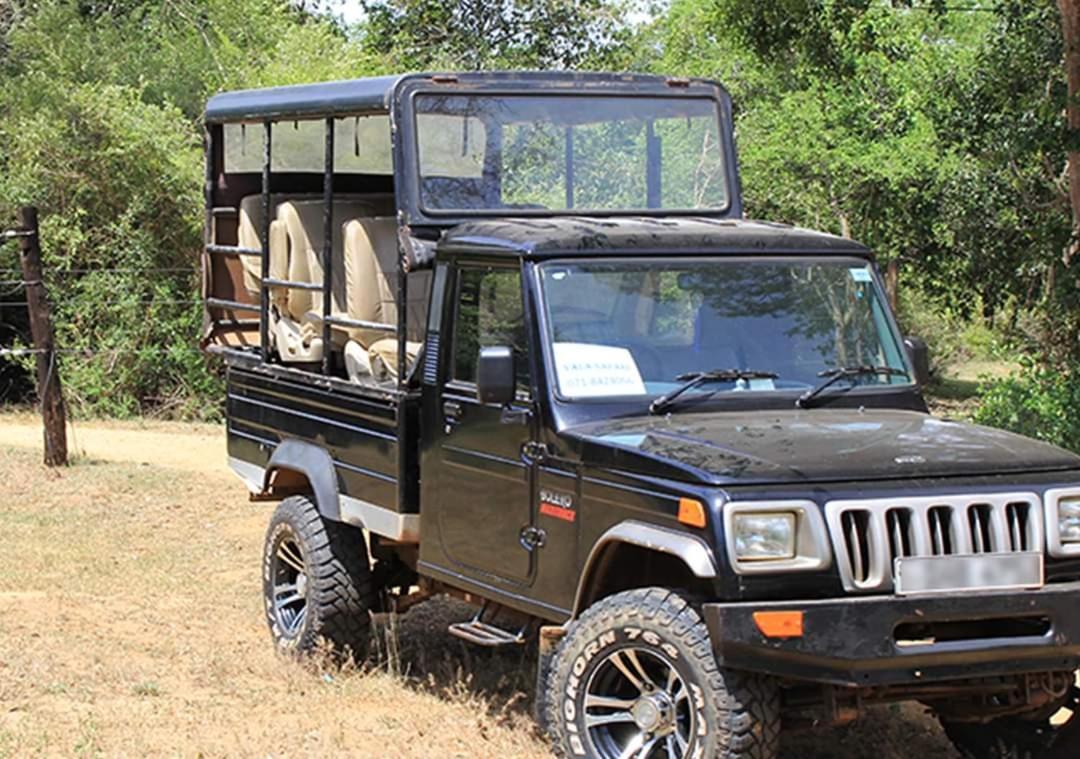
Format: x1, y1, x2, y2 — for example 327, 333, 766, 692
544, 587, 780, 759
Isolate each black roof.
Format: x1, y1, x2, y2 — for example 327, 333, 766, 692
437, 217, 871, 257
204, 71, 729, 123
205, 75, 404, 122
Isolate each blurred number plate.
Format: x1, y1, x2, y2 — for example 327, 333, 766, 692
894, 552, 1044, 596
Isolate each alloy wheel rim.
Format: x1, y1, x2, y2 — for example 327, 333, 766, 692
271, 533, 308, 637
582, 646, 694, 759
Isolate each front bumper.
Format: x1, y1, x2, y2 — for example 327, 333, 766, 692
702, 581, 1080, 687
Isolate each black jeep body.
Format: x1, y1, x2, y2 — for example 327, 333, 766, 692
204, 72, 1080, 758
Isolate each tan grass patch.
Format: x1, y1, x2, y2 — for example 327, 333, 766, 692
0, 418, 963, 757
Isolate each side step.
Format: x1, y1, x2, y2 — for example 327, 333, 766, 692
448, 605, 527, 647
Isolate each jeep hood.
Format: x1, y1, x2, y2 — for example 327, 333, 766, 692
564, 409, 1080, 486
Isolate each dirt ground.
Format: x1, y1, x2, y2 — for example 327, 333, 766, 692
0, 413, 963, 757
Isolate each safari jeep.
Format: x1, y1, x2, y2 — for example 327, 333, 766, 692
201, 72, 1080, 758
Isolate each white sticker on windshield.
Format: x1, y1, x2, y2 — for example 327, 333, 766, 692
552, 343, 647, 398
849, 267, 873, 283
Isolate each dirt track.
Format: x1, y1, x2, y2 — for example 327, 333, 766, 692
0, 414, 962, 757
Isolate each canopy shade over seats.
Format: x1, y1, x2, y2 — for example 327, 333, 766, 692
205, 76, 404, 122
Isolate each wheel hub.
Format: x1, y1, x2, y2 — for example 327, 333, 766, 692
631, 692, 675, 734
295, 572, 308, 596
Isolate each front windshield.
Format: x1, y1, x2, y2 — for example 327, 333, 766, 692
414, 94, 728, 213
539, 258, 910, 401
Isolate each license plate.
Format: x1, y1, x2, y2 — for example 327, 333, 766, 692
894, 552, 1044, 596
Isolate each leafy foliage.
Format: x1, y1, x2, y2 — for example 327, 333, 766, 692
975, 358, 1080, 453
0, 0, 381, 418
0, 0, 1077, 445
359, 0, 632, 70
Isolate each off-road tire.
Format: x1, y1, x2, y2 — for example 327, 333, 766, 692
544, 587, 780, 759
942, 687, 1080, 759
535, 634, 558, 735
262, 495, 376, 659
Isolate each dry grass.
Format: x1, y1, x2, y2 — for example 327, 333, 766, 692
0, 414, 960, 757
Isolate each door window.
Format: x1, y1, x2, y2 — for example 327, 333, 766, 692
452, 266, 531, 393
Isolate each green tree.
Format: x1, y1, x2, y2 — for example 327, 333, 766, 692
0, 0, 380, 418
358, 0, 632, 69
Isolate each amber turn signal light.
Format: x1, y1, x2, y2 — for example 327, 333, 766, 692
677, 497, 707, 528
752, 610, 804, 639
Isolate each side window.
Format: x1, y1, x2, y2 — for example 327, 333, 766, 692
452, 266, 530, 392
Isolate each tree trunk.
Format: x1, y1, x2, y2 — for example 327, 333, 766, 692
884, 258, 899, 313
1058, 0, 1080, 264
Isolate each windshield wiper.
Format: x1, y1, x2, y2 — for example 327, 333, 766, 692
796, 365, 909, 409
649, 369, 779, 415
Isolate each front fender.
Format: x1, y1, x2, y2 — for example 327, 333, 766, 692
571, 520, 718, 616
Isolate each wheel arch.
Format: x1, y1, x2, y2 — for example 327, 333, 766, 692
571, 521, 718, 617
263, 440, 342, 522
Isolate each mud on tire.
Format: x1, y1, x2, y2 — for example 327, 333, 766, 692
544, 587, 780, 759
262, 495, 377, 659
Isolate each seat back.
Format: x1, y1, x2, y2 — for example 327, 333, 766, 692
274, 199, 375, 325
237, 193, 395, 299
343, 218, 431, 347
238, 194, 319, 298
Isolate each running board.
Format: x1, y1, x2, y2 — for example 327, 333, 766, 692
448, 615, 526, 647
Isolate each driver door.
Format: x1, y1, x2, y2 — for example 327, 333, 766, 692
430, 263, 537, 584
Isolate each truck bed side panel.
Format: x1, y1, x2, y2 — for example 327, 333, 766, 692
226, 365, 412, 513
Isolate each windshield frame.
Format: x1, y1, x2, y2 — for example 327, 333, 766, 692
392, 76, 742, 227
533, 255, 916, 409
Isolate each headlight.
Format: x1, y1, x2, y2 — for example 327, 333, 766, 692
733, 512, 796, 561
1059, 498, 1080, 543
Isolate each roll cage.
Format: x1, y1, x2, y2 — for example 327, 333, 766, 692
200, 71, 740, 387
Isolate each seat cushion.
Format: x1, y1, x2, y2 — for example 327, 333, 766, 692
368, 337, 422, 381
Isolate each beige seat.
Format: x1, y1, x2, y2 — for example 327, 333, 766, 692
237, 193, 395, 302
243, 196, 430, 381
343, 218, 431, 381
269, 199, 375, 362
238, 194, 318, 302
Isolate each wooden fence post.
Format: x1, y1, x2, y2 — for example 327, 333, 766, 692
15, 206, 67, 466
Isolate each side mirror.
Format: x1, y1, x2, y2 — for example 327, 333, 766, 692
477, 346, 516, 405
904, 336, 930, 387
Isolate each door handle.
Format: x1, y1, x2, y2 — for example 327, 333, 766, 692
443, 400, 464, 422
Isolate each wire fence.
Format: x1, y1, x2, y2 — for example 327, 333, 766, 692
0, 267, 210, 359
1, 300, 201, 308
0, 265, 201, 310
0, 268, 195, 276
1, 347, 210, 357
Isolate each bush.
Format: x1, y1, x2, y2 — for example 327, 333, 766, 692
0, 81, 221, 419
974, 358, 1080, 453
895, 289, 971, 379
0, 0, 376, 419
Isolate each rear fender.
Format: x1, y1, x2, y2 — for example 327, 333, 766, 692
263, 439, 342, 522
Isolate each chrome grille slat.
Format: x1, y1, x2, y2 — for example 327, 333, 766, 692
886, 509, 909, 562
988, 506, 1010, 552
825, 493, 1043, 593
